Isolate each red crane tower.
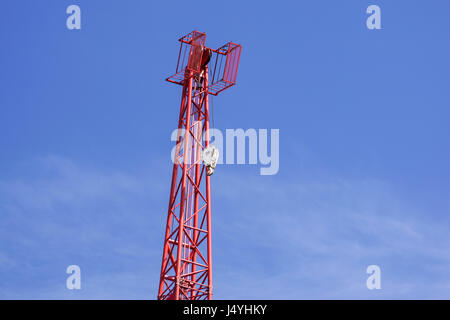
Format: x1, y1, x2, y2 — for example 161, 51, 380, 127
158, 31, 241, 300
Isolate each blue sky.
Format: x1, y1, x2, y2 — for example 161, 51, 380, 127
1, 0, 450, 299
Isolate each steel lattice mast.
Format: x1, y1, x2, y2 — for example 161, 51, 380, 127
158, 31, 241, 300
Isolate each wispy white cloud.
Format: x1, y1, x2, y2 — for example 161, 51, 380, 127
1, 154, 449, 299
0, 154, 166, 299
211, 172, 450, 299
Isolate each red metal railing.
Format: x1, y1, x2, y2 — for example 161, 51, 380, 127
166, 31, 241, 96
208, 42, 241, 95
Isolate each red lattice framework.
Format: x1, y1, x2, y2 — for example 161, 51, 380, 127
158, 31, 241, 300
